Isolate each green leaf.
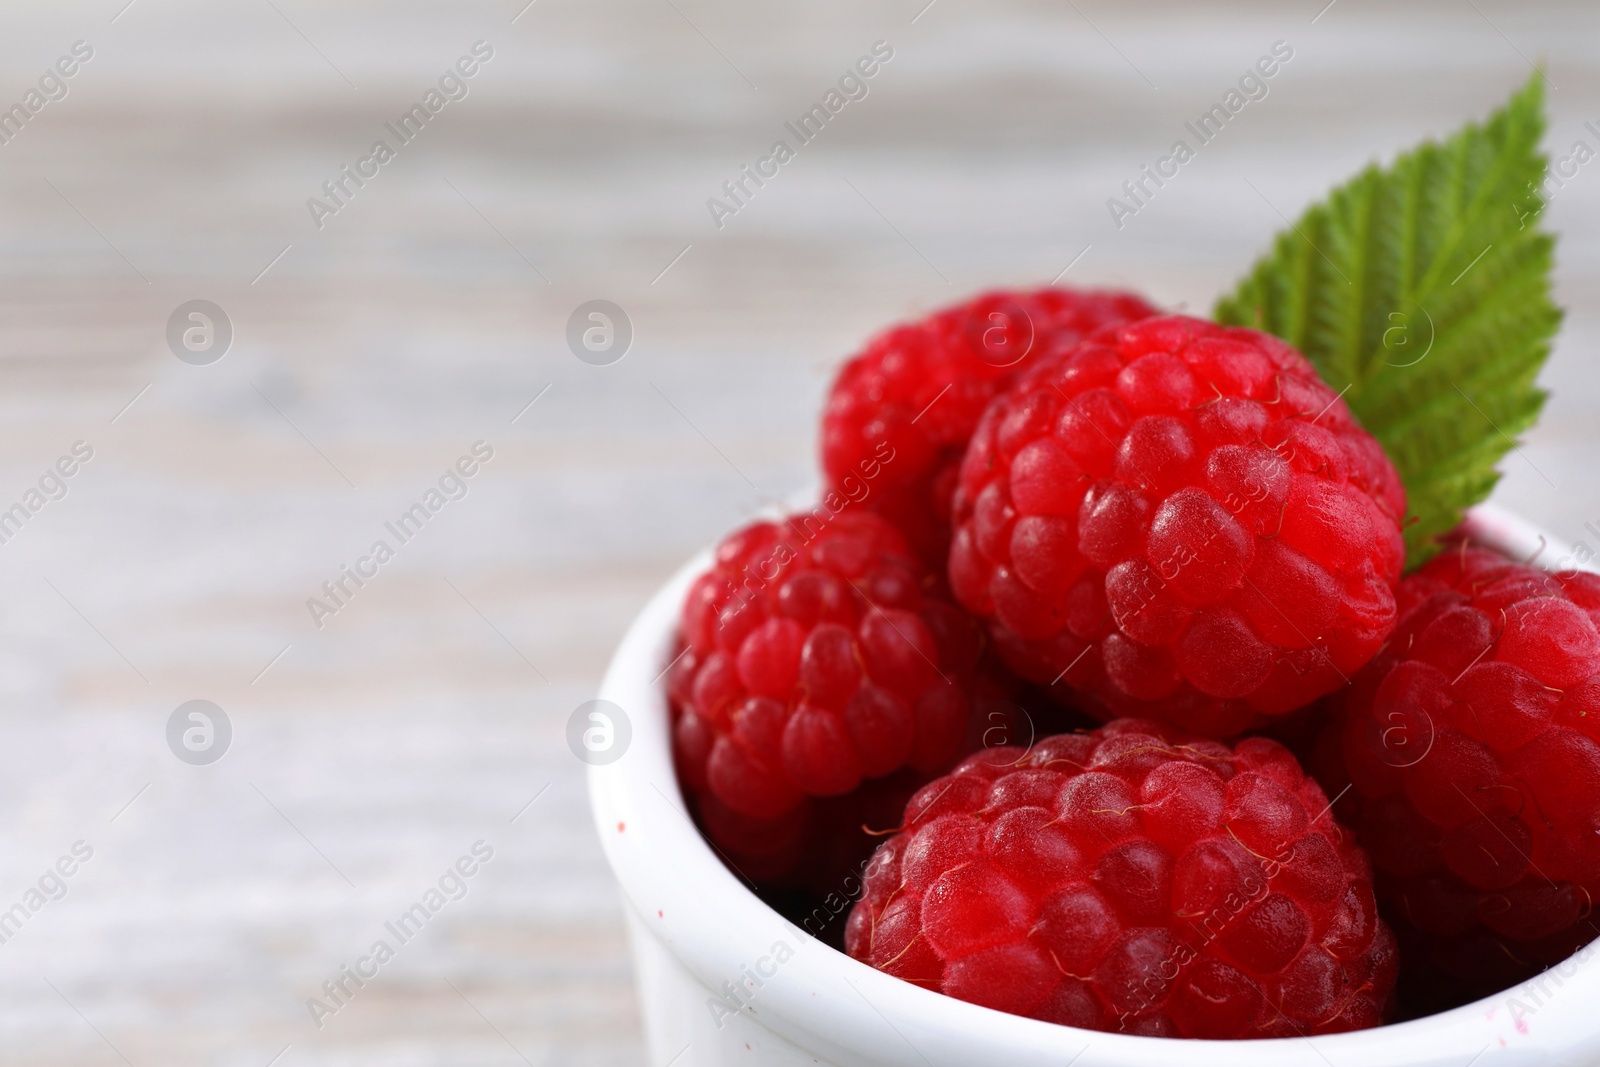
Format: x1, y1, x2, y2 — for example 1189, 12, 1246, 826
1214, 73, 1560, 569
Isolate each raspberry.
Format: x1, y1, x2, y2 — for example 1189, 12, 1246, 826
669, 510, 984, 831
1316, 544, 1600, 999
845, 720, 1397, 1038
822, 287, 1158, 566
949, 315, 1406, 736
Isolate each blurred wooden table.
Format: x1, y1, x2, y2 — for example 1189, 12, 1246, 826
0, 0, 1595, 1063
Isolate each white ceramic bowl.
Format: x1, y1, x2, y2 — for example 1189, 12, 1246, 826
589, 504, 1600, 1066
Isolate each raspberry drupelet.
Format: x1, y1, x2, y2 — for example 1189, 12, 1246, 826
822, 287, 1159, 567
949, 315, 1407, 737
845, 720, 1397, 1038
1317, 544, 1600, 1000
668, 510, 984, 845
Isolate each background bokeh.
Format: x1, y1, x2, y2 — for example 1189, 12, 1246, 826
0, 0, 1594, 1063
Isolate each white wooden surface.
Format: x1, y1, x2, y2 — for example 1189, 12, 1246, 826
0, 0, 1595, 1063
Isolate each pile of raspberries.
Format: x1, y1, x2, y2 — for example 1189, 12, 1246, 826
662, 287, 1595, 1039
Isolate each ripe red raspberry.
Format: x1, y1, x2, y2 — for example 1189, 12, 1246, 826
1318, 544, 1600, 998
822, 287, 1159, 566
669, 510, 984, 828
949, 315, 1406, 737
845, 720, 1397, 1038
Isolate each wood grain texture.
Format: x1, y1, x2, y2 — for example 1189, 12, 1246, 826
0, 0, 1594, 1062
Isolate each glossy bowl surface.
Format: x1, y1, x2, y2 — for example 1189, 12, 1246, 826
589, 504, 1598, 1066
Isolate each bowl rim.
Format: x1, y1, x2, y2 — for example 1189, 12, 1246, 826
588, 503, 1600, 1066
